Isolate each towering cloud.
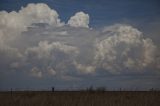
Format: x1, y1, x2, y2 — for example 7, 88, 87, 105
0, 3, 159, 79
94, 24, 157, 74
67, 12, 90, 28
0, 3, 63, 44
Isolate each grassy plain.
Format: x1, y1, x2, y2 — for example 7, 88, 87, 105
0, 91, 160, 106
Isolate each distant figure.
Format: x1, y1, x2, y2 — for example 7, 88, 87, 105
11, 88, 12, 96
52, 87, 54, 92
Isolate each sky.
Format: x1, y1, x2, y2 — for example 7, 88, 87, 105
0, 0, 160, 90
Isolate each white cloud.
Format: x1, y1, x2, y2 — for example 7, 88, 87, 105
0, 3, 159, 79
142, 38, 157, 67
47, 67, 56, 76
94, 24, 157, 73
25, 40, 79, 77
19, 3, 63, 26
30, 67, 42, 78
67, 12, 89, 28
25, 40, 79, 59
0, 3, 64, 44
73, 61, 96, 74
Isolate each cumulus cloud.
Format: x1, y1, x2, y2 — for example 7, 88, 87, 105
25, 41, 79, 77
67, 12, 90, 28
0, 3, 63, 44
30, 67, 42, 78
0, 3, 159, 79
0, 44, 23, 72
25, 41, 79, 59
73, 61, 96, 74
47, 67, 56, 76
94, 24, 157, 74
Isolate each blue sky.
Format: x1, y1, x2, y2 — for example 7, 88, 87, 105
0, 0, 160, 27
0, 0, 160, 90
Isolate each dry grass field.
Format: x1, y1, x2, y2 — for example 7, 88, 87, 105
0, 91, 160, 106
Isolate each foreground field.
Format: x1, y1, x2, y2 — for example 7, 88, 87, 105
0, 91, 160, 106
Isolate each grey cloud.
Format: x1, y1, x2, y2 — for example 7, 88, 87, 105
24, 41, 79, 77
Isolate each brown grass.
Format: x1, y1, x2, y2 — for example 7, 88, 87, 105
0, 91, 160, 106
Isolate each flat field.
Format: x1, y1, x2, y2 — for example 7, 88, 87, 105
0, 91, 160, 106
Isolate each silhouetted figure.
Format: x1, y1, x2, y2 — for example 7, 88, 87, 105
52, 87, 54, 92
11, 88, 12, 96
